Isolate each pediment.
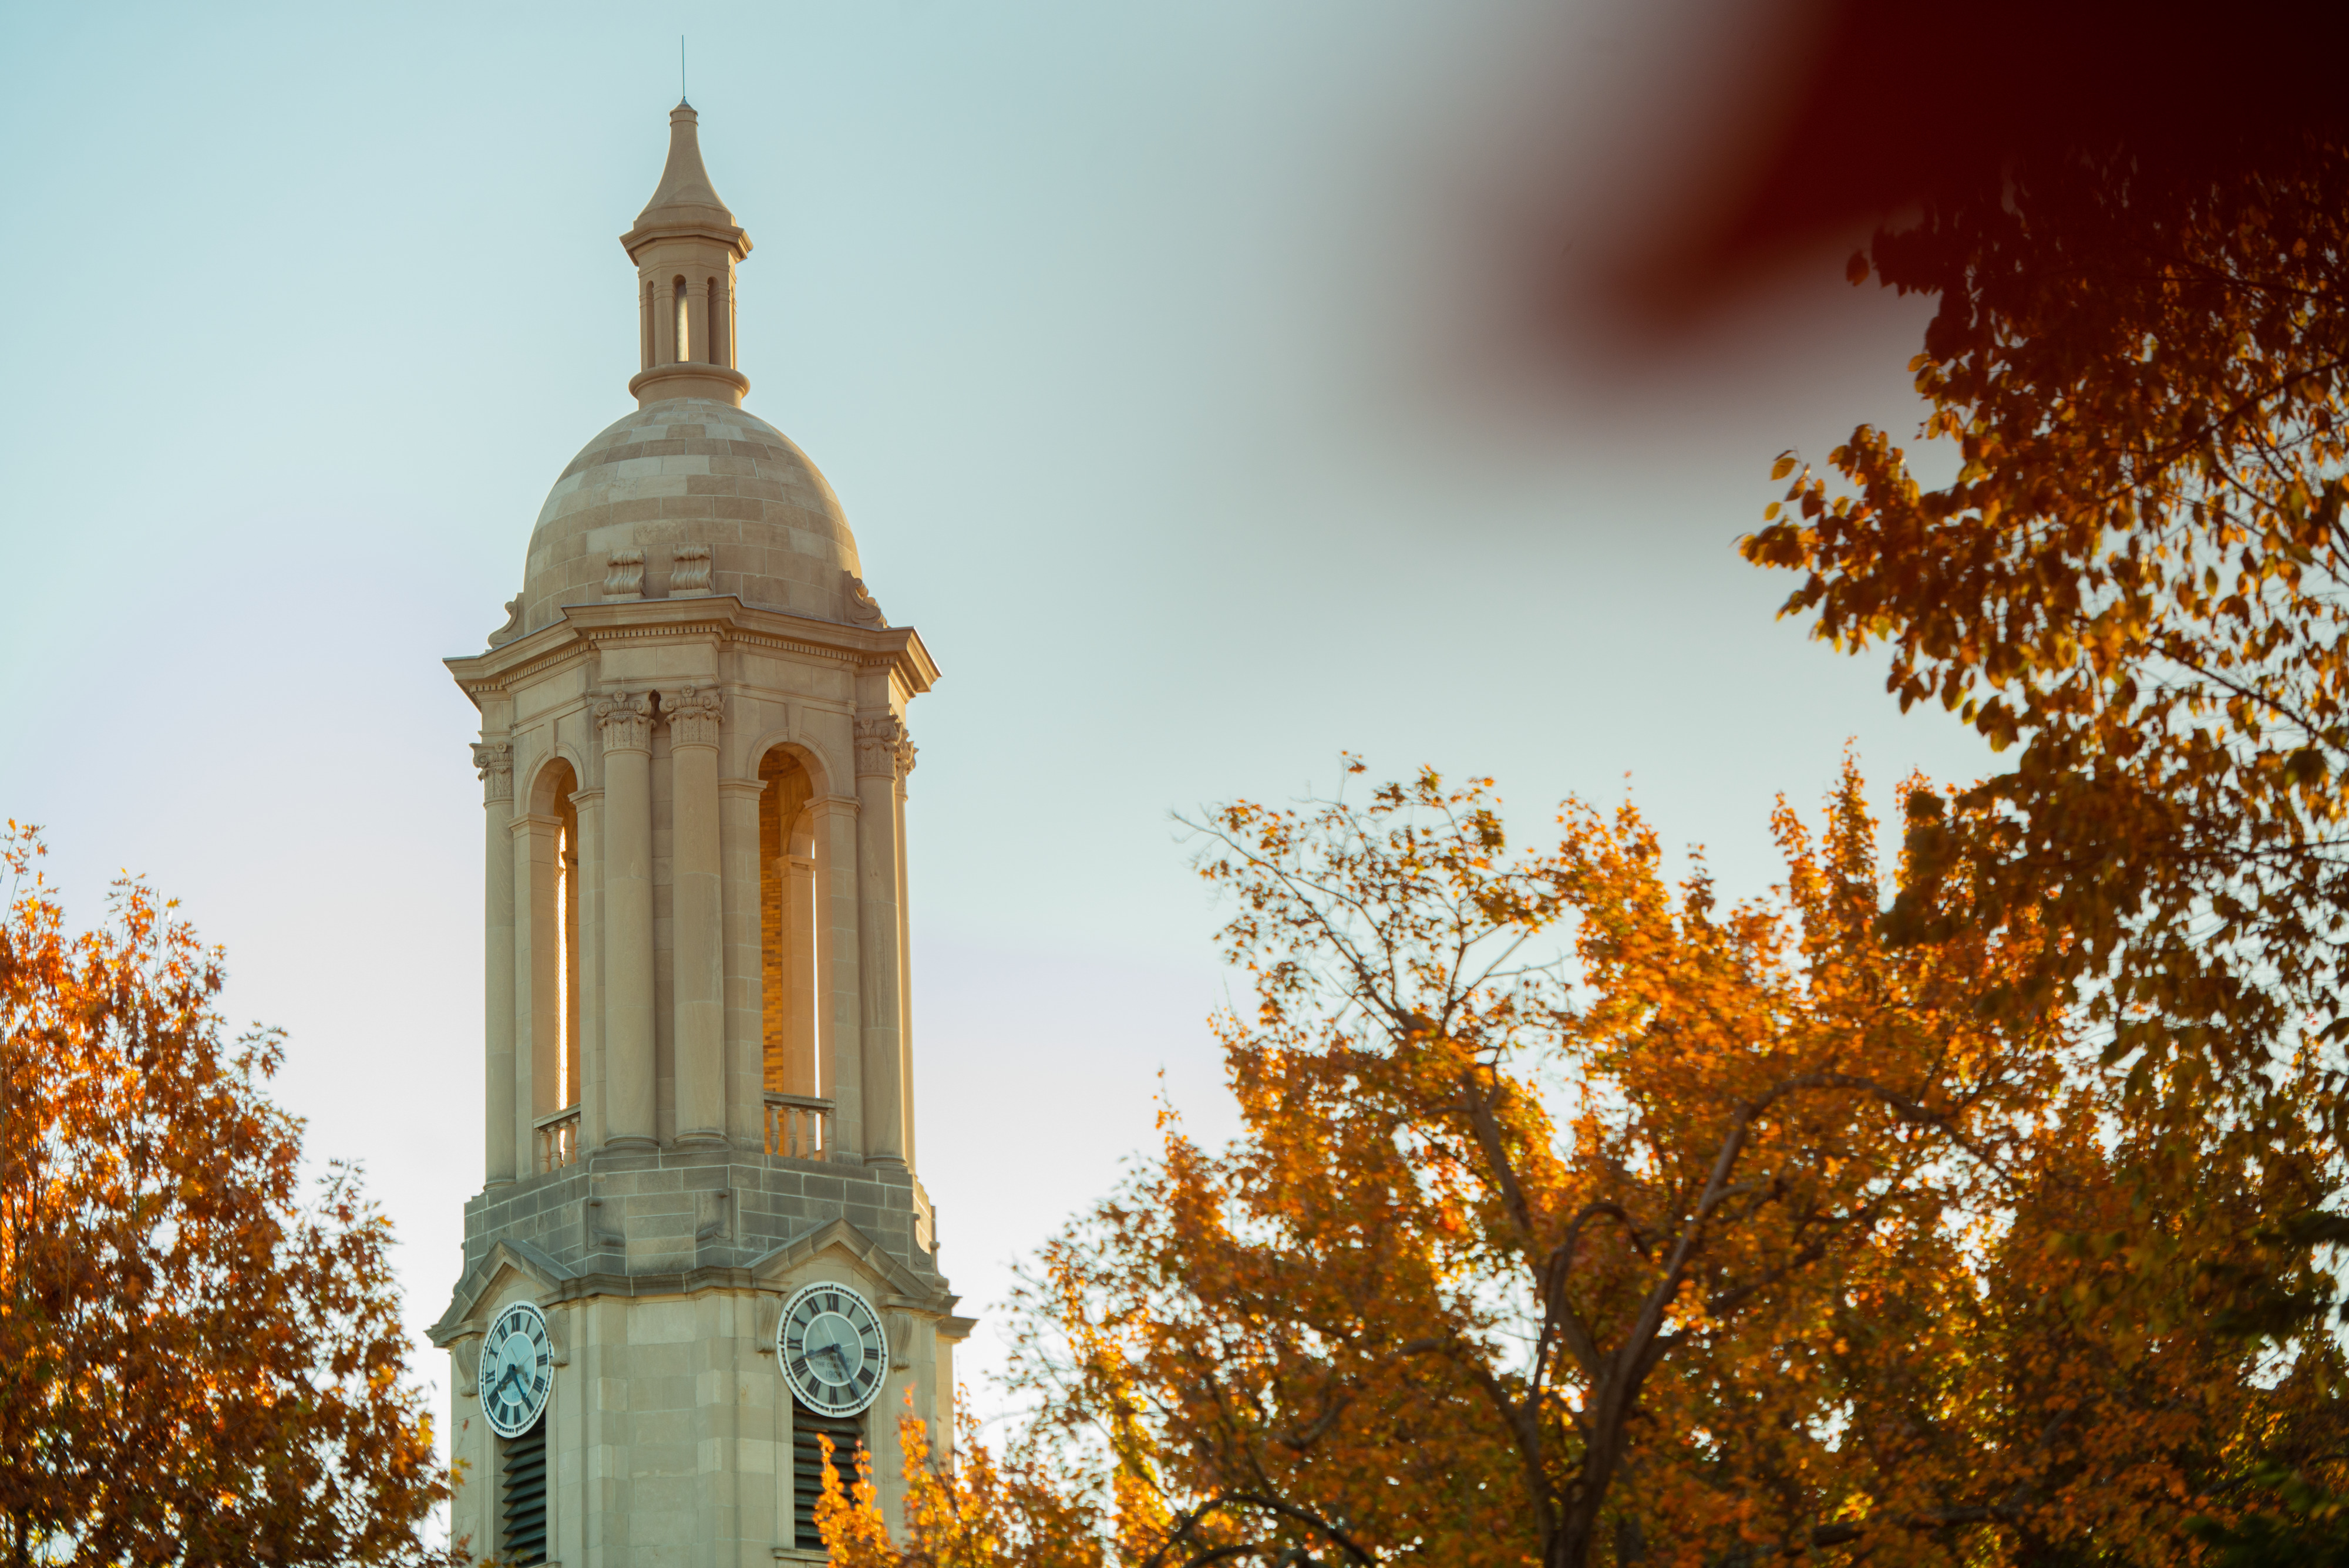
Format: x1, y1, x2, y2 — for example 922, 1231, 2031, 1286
746, 1217, 948, 1310
428, 1239, 576, 1346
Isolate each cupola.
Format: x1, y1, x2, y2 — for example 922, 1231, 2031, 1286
622, 101, 752, 406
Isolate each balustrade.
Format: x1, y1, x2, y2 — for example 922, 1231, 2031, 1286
765, 1093, 834, 1160
536, 1105, 581, 1172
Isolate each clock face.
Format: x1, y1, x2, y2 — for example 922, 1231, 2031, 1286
477, 1301, 554, 1438
776, 1282, 888, 1417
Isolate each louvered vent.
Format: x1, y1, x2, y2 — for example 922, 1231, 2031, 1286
792, 1405, 866, 1551
501, 1415, 548, 1564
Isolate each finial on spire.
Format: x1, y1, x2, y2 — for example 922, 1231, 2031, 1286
680, 35, 688, 107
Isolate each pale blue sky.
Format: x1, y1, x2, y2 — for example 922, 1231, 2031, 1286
0, 1, 1984, 1435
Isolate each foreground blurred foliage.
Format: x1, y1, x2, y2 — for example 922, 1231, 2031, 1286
1746, 133, 2349, 1175
823, 766, 2349, 1567
1741, 129, 2349, 1566
0, 823, 454, 1566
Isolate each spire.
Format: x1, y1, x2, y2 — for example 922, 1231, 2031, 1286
621, 102, 753, 409
632, 102, 738, 235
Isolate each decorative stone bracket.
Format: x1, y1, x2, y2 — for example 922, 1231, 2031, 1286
486, 595, 524, 648
843, 570, 889, 628
604, 547, 646, 600
453, 1333, 481, 1397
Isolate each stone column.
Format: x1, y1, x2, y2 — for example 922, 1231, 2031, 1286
893, 729, 917, 1173
474, 741, 516, 1186
571, 785, 606, 1153
719, 775, 766, 1150
809, 795, 863, 1160
596, 691, 657, 1150
853, 716, 907, 1169
669, 686, 726, 1145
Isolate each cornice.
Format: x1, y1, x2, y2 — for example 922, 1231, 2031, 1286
620, 220, 752, 261
445, 595, 938, 701
428, 1217, 954, 1342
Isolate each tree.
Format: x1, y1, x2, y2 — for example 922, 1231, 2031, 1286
0, 823, 454, 1566
1735, 140, 2349, 1553
1742, 134, 2349, 1140
824, 764, 2345, 1567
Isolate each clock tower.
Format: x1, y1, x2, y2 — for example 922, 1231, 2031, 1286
429, 100, 968, 1566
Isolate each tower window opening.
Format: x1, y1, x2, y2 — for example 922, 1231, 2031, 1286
530, 760, 582, 1174
557, 815, 577, 1108
673, 277, 689, 362
758, 748, 820, 1104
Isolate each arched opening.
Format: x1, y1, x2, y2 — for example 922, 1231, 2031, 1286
558, 788, 578, 1108
529, 759, 581, 1172
758, 746, 826, 1156
672, 276, 690, 362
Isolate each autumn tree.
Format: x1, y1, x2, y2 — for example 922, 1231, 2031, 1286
822, 763, 2349, 1566
0, 823, 453, 1565
1744, 134, 2349, 1132
1735, 132, 2349, 1551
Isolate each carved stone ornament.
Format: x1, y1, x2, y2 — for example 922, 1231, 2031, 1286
667, 684, 723, 748
604, 547, 646, 600
842, 570, 888, 628
593, 689, 655, 753
486, 595, 524, 648
471, 741, 513, 803
854, 714, 910, 778
671, 542, 713, 595
896, 735, 918, 781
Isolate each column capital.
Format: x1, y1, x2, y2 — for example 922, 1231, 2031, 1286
593, 689, 654, 753
667, 684, 725, 749
854, 714, 913, 780
472, 741, 513, 805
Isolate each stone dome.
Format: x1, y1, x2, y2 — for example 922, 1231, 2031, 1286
520, 398, 862, 634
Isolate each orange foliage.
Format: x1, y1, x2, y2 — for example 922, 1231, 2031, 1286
821, 765, 2349, 1567
1745, 142, 2349, 1132
0, 823, 454, 1564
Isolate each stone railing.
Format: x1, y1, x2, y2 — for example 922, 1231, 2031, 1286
536, 1105, 581, 1173
764, 1093, 834, 1160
